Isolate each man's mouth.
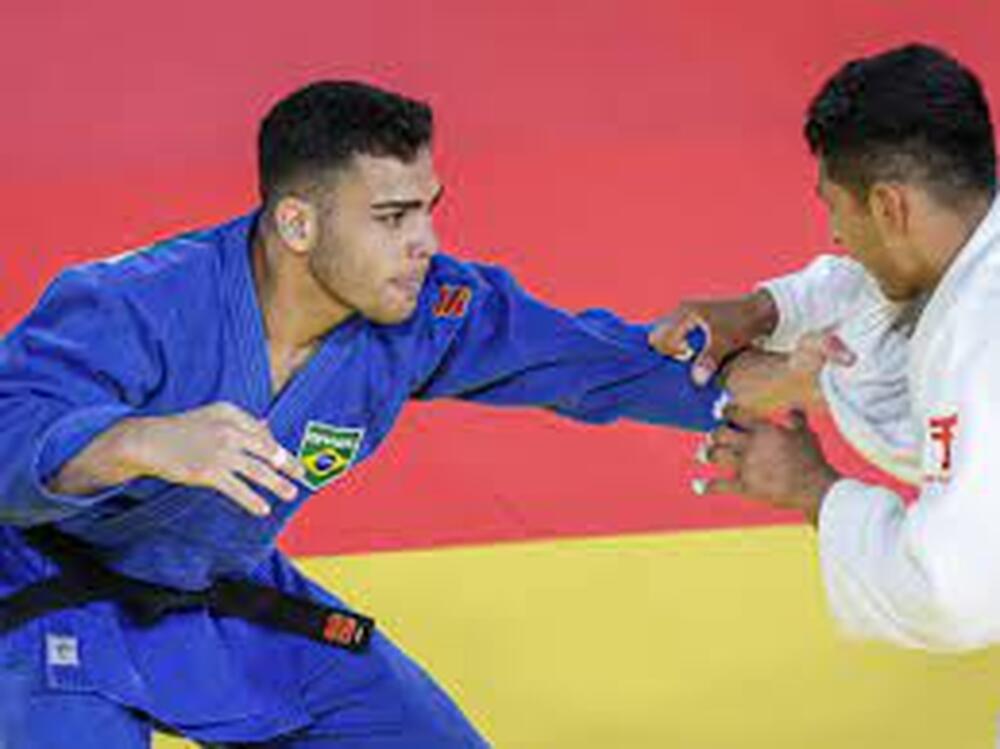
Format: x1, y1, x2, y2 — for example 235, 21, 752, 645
391, 273, 425, 299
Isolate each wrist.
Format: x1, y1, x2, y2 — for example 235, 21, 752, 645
716, 348, 784, 400
96, 416, 163, 484
47, 416, 155, 496
744, 289, 779, 341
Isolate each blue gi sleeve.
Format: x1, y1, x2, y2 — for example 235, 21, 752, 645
0, 269, 162, 526
412, 262, 726, 431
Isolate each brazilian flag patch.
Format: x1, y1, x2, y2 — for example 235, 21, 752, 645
297, 422, 365, 490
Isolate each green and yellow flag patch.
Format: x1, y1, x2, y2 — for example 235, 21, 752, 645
297, 422, 365, 490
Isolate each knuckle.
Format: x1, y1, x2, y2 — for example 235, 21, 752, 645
256, 440, 280, 463
243, 418, 265, 436
221, 427, 246, 448
240, 460, 264, 481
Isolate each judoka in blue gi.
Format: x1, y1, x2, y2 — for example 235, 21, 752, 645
0, 81, 726, 747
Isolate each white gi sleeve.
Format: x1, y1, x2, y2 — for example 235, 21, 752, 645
758, 254, 871, 352
758, 254, 920, 481
818, 335, 1000, 651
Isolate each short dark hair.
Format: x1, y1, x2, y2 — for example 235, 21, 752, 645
805, 43, 996, 204
258, 80, 433, 204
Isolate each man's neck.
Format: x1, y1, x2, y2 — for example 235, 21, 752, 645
250, 227, 354, 353
920, 192, 993, 293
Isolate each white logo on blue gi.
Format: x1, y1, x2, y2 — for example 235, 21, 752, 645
46, 634, 80, 668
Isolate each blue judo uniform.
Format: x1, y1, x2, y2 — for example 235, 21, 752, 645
0, 212, 725, 747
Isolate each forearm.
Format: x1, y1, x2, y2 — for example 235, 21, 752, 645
550, 356, 728, 431
419, 280, 729, 429
0, 398, 141, 525
739, 288, 780, 342
48, 417, 154, 496
720, 349, 825, 414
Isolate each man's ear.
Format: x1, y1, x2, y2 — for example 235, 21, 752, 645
868, 182, 911, 243
273, 196, 318, 254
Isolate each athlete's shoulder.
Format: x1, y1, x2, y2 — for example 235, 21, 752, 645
67, 214, 261, 322
30, 214, 257, 344
75, 213, 249, 292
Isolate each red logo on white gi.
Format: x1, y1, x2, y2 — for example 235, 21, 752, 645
927, 413, 958, 482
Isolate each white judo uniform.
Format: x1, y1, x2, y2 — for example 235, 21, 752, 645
758, 195, 1000, 652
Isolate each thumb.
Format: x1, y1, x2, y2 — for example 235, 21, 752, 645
692, 350, 718, 387
693, 314, 747, 386
649, 313, 699, 361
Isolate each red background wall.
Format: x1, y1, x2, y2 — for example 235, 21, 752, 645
1, 1, 993, 554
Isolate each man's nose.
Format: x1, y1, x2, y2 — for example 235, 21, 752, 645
408, 216, 439, 259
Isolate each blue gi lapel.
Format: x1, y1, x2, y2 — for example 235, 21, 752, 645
221, 213, 273, 417
220, 212, 366, 439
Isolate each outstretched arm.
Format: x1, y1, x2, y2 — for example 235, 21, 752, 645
412, 260, 728, 432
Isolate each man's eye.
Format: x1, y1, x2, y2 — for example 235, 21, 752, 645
376, 212, 406, 228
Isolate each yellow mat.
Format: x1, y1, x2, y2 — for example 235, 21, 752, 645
157, 525, 1000, 748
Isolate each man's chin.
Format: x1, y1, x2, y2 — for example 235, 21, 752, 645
879, 281, 921, 303
367, 301, 419, 326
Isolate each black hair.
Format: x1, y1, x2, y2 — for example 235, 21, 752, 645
805, 43, 996, 205
258, 80, 433, 204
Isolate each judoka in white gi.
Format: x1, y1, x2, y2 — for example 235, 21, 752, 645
652, 43, 1000, 653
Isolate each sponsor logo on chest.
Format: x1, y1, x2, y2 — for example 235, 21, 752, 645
297, 421, 365, 490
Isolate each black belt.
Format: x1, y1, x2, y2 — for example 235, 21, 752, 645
0, 527, 374, 652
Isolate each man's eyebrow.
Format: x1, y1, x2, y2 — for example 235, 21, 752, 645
371, 186, 445, 211
371, 199, 422, 211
